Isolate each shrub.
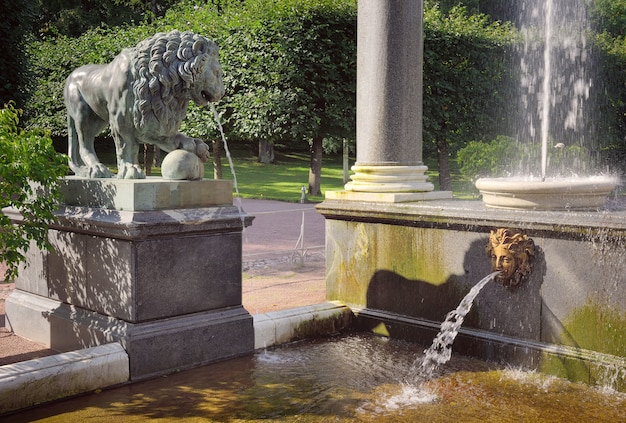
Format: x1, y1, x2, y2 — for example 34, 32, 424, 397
458, 135, 595, 180
457, 136, 518, 180
0, 103, 67, 281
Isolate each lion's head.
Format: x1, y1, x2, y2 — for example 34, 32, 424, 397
130, 30, 225, 133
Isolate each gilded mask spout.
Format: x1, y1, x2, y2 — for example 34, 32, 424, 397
486, 229, 535, 287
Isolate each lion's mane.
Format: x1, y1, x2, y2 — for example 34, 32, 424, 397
129, 30, 216, 133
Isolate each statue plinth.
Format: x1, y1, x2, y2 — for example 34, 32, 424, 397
60, 176, 233, 210
5, 177, 254, 380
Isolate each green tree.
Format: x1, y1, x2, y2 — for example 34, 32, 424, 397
0, 104, 67, 281
24, 25, 154, 135
431, 0, 480, 15
221, 0, 355, 196
423, 5, 516, 190
590, 0, 626, 170
0, 0, 37, 108
457, 136, 518, 180
173, 0, 357, 196
590, 0, 626, 37
458, 135, 594, 180
32, 0, 178, 38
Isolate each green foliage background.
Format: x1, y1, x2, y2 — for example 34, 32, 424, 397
423, 5, 515, 188
25, 0, 357, 157
12, 0, 626, 182
0, 0, 38, 108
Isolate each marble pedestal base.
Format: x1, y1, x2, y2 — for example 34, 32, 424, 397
330, 165, 452, 202
4, 177, 254, 380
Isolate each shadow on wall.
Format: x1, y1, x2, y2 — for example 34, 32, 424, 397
45, 230, 130, 351
363, 236, 548, 343
365, 270, 476, 324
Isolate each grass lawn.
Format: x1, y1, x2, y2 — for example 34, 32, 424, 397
145, 150, 345, 202
151, 150, 477, 202
95, 139, 476, 202
209, 151, 347, 203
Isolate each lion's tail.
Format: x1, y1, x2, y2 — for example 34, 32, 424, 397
67, 115, 85, 175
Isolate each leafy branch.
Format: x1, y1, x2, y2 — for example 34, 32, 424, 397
0, 103, 67, 281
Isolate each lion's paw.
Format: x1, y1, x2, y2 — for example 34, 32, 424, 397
194, 139, 210, 163
87, 164, 113, 178
117, 163, 146, 179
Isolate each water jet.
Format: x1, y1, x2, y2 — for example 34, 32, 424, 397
475, 0, 620, 210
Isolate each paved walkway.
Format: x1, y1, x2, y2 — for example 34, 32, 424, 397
0, 199, 327, 365
239, 198, 326, 314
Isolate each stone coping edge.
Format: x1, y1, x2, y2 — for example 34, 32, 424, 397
317, 198, 626, 236
253, 301, 353, 350
0, 343, 130, 415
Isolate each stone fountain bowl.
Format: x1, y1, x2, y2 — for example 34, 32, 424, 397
475, 176, 620, 210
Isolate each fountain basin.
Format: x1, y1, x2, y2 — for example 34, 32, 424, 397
475, 176, 619, 210
318, 198, 626, 391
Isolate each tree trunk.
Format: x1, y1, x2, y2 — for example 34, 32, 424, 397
143, 145, 161, 176
144, 144, 152, 176
153, 147, 161, 168
437, 138, 452, 191
257, 139, 275, 164
343, 138, 350, 184
212, 138, 223, 179
308, 136, 323, 196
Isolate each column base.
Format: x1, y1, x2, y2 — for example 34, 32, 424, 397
329, 165, 451, 202
325, 190, 452, 203
345, 165, 434, 192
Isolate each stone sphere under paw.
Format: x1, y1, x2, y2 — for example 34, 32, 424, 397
161, 150, 205, 180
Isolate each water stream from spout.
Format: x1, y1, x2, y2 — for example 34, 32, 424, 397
211, 104, 245, 228
414, 271, 500, 381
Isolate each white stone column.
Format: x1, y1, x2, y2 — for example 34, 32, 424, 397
329, 0, 450, 202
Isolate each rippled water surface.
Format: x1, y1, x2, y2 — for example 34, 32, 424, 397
6, 333, 626, 422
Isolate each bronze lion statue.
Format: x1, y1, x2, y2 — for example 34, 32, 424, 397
64, 30, 225, 179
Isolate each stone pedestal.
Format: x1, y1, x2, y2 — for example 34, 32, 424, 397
4, 177, 254, 380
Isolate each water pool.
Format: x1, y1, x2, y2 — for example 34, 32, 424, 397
5, 333, 625, 422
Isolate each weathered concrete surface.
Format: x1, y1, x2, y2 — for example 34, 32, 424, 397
253, 302, 352, 350
318, 198, 626, 388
